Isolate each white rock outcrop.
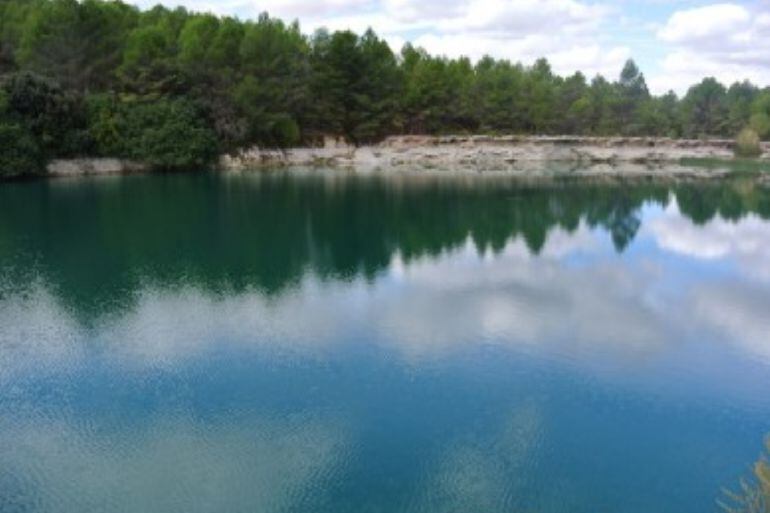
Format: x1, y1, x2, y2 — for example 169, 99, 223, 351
47, 158, 147, 176
221, 136, 770, 178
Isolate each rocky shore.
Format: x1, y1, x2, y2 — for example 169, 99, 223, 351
221, 135, 770, 179
47, 158, 148, 176
45, 136, 770, 180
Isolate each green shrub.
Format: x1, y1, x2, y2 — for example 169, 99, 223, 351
271, 116, 301, 148
735, 128, 762, 158
0, 121, 45, 178
86, 94, 124, 157
88, 96, 219, 170
750, 113, 770, 140
2, 71, 90, 158
232, 76, 302, 149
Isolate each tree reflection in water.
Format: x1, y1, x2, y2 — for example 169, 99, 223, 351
2, 172, 770, 317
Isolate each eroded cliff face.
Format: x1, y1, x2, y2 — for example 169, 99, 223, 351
221, 136, 770, 178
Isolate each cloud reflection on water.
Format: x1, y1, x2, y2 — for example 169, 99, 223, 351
0, 413, 347, 513
1, 202, 769, 374
3, 178, 770, 513
409, 402, 543, 513
648, 202, 770, 281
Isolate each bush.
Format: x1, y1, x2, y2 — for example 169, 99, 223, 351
0, 86, 46, 178
735, 128, 762, 158
86, 94, 123, 157
88, 96, 219, 170
2, 71, 90, 157
271, 116, 301, 148
232, 76, 302, 149
750, 113, 770, 141
0, 121, 45, 178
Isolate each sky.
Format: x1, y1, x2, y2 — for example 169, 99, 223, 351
128, 0, 770, 95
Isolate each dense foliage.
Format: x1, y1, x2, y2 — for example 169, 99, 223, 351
87, 94, 217, 169
735, 128, 762, 158
1, 0, 769, 177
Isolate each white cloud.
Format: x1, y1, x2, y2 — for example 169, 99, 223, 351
127, 0, 770, 92
383, 0, 468, 23
658, 3, 750, 44
653, 3, 770, 94
130, 0, 251, 16
130, 0, 380, 25
129, 0, 630, 81
547, 44, 631, 79
403, 0, 628, 78
442, 0, 606, 34
257, 0, 382, 28
412, 33, 629, 78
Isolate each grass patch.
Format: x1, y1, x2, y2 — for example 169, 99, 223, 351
679, 157, 770, 175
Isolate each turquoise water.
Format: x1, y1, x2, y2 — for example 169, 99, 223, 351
1, 171, 769, 513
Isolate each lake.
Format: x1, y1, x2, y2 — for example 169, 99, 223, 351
1, 170, 769, 513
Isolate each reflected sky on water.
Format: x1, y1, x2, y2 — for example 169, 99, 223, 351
1, 171, 769, 513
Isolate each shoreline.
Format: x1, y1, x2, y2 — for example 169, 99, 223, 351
36, 135, 770, 182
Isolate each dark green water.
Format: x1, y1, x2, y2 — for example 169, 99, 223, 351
1, 170, 769, 513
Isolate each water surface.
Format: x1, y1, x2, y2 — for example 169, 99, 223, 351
1, 171, 769, 513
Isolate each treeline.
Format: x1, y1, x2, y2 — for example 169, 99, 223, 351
2, 0, 770, 177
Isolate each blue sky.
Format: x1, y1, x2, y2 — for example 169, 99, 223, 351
129, 0, 770, 95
